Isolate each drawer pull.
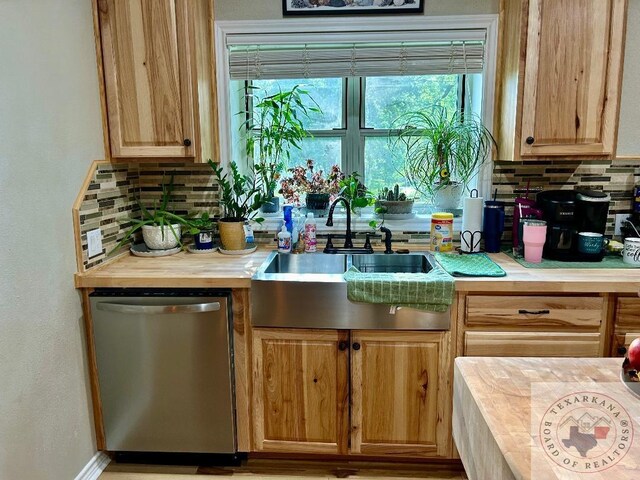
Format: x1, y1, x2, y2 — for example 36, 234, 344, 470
518, 309, 550, 315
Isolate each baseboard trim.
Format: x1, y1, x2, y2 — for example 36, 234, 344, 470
74, 451, 110, 480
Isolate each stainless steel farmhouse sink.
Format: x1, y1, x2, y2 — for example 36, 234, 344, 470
251, 251, 450, 330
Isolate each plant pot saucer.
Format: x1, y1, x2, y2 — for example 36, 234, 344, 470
130, 244, 181, 257
218, 244, 257, 256
187, 244, 219, 254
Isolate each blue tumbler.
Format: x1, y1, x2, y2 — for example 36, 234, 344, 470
483, 200, 505, 253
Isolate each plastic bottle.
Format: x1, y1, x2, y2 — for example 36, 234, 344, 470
430, 212, 454, 252
304, 212, 317, 253
277, 225, 292, 253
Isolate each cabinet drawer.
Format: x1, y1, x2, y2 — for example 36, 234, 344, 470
466, 295, 603, 328
464, 332, 600, 357
616, 298, 640, 328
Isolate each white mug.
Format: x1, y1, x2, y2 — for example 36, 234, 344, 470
623, 237, 640, 267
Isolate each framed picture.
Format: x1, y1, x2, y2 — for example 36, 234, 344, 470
283, 0, 425, 16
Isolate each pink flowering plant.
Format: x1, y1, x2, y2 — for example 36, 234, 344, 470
279, 159, 344, 205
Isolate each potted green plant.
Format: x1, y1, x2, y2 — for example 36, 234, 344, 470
390, 106, 496, 211
279, 159, 343, 217
187, 212, 215, 250
209, 160, 267, 250
112, 176, 190, 252
243, 85, 320, 213
375, 184, 414, 215
339, 172, 375, 215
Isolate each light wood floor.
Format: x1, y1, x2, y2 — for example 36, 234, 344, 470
100, 459, 468, 480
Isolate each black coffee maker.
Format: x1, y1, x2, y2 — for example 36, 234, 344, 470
536, 189, 610, 261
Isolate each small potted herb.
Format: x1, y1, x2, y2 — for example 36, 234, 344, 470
339, 172, 375, 214
279, 159, 343, 217
209, 160, 267, 251
187, 212, 215, 250
375, 184, 414, 215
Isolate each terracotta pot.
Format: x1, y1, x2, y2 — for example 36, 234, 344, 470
142, 224, 181, 250
218, 219, 246, 251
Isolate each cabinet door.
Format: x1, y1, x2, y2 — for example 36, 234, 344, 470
98, 0, 195, 158
252, 328, 349, 454
350, 331, 449, 457
520, 0, 627, 157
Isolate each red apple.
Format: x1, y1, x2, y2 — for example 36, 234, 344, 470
629, 338, 640, 370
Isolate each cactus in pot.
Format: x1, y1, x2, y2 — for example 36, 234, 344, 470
375, 184, 414, 215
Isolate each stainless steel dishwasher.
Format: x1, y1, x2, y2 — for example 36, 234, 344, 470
90, 289, 236, 454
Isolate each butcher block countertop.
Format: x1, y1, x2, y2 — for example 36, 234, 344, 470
454, 253, 640, 293
453, 357, 640, 480
74, 249, 272, 288
75, 249, 640, 291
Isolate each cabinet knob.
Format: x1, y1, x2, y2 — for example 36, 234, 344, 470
526, 136, 535, 145
618, 346, 627, 356
183, 138, 192, 147
338, 341, 348, 351
352, 342, 361, 351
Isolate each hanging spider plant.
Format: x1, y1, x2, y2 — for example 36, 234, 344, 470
389, 106, 496, 200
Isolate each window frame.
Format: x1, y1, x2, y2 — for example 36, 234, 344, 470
216, 15, 499, 200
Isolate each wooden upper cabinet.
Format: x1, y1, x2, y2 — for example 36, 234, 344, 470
252, 328, 349, 455
496, 0, 628, 160
94, 0, 218, 161
350, 331, 449, 457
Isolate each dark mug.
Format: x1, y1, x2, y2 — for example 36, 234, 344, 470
577, 232, 609, 255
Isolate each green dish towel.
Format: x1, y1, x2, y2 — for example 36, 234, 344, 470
343, 265, 455, 313
434, 252, 507, 277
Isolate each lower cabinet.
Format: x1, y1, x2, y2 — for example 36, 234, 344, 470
252, 328, 449, 457
252, 328, 349, 454
612, 297, 640, 356
350, 331, 448, 457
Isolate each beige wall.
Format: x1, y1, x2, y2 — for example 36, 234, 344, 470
617, 0, 640, 157
0, 1, 104, 479
215, 0, 499, 20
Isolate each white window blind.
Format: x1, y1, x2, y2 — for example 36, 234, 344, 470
227, 31, 486, 80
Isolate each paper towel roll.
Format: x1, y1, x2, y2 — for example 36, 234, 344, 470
461, 196, 484, 252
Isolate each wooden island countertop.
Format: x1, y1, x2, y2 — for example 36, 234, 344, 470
453, 357, 640, 480
75, 250, 640, 292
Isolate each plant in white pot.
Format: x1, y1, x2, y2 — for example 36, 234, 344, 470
209, 160, 267, 251
243, 85, 320, 213
390, 106, 496, 211
112, 176, 190, 252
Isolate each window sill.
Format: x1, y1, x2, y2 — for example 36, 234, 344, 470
255, 211, 463, 233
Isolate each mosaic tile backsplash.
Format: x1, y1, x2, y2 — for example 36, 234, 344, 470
493, 159, 640, 239
77, 158, 640, 271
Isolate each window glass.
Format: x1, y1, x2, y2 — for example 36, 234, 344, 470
289, 137, 342, 175
251, 78, 343, 130
364, 136, 414, 197
364, 75, 460, 129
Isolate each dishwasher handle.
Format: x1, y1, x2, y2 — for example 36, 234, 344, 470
96, 301, 221, 315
